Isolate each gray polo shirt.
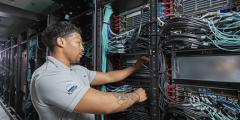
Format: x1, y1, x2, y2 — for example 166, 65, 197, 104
30, 56, 96, 120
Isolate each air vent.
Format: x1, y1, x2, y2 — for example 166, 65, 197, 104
182, 0, 229, 15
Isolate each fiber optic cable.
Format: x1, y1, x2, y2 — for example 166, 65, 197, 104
25, 38, 36, 109
204, 11, 240, 51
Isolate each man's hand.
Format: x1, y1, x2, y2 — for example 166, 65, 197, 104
133, 56, 150, 70
90, 56, 149, 86
133, 88, 148, 102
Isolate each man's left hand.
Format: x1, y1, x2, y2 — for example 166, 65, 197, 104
134, 56, 150, 70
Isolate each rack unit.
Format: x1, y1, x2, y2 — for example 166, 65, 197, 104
0, 0, 239, 120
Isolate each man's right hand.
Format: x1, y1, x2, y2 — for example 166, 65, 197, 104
74, 87, 148, 114
134, 88, 148, 102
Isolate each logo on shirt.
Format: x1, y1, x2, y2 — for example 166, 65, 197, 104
83, 75, 86, 78
66, 84, 78, 95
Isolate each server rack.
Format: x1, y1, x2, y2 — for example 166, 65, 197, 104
93, 0, 160, 120
0, 0, 239, 120
0, 3, 62, 120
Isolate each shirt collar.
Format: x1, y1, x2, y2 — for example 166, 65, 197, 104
46, 56, 72, 70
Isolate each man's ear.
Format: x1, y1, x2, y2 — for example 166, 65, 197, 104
56, 37, 66, 48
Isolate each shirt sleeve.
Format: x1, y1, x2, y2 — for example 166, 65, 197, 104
35, 71, 89, 112
76, 65, 97, 83
87, 69, 97, 83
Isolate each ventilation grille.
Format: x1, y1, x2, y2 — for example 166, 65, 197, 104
182, 0, 230, 15
125, 11, 149, 31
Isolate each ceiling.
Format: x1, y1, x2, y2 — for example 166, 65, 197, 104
0, 0, 54, 43
0, 0, 94, 46
1, 0, 53, 13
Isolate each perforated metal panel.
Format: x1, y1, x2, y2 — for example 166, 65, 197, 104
125, 11, 149, 31
182, 0, 230, 15
119, 4, 149, 32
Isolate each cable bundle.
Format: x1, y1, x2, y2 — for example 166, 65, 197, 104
158, 2, 166, 17
114, 15, 119, 31
188, 95, 239, 120
83, 42, 92, 58
175, 85, 184, 102
101, 5, 136, 119
167, 83, 175, 100
102, 4, 113, 73
163, 0, 173, 18
105, 84, 136, 93
102, 5, 137, 54
200, 91, 240, 109
161, 12, 240, 51
159, 17, 208, 48
160, 17, 208, 34
158, 49, 169, 116
166, 58, 175, 100
204, 11, 240, 51
163, 93, 240, 120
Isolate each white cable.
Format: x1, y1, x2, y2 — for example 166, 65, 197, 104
119, 29, 135, 35
109, 25, 118, 36
157, 17, 165, 26
200, 12, 227, 19
37, 36, 41, 49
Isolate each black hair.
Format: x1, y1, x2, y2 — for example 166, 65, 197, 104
41, 21, 79, 52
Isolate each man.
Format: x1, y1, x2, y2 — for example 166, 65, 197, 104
30, 21, 148, 120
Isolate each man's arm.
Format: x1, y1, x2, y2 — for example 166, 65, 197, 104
90, 67, 136, 86
73, 87, 147, 114
90, 56, 149, 86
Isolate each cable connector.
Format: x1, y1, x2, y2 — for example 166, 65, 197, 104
201, 12, 218, 19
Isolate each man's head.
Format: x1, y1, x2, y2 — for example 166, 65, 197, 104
42, 21, 84, 63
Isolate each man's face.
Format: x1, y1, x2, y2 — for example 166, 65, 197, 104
64, 32, 84, 63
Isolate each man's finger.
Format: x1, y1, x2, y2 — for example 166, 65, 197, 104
141, 58, 150, 61
141, 56, 149, 59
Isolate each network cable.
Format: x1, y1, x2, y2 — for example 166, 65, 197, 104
25, 38, 36, 109
200, 90, 240, 109
204, 11, 240, 51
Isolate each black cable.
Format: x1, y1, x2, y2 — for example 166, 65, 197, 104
166, 38, 203, 46
140, 59, 149, 68
166, 21, 208, 28
157, 50, 187, 104
169, 17, 207, 25
165, 109, 198, 120
158, 83, 175, 102
159, 19, 209, 34
166, 104, 210, 118
130, 6, 143, 45
160, 24, 207, 34
164, 22, 207, 28
168, 33, 200, 40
